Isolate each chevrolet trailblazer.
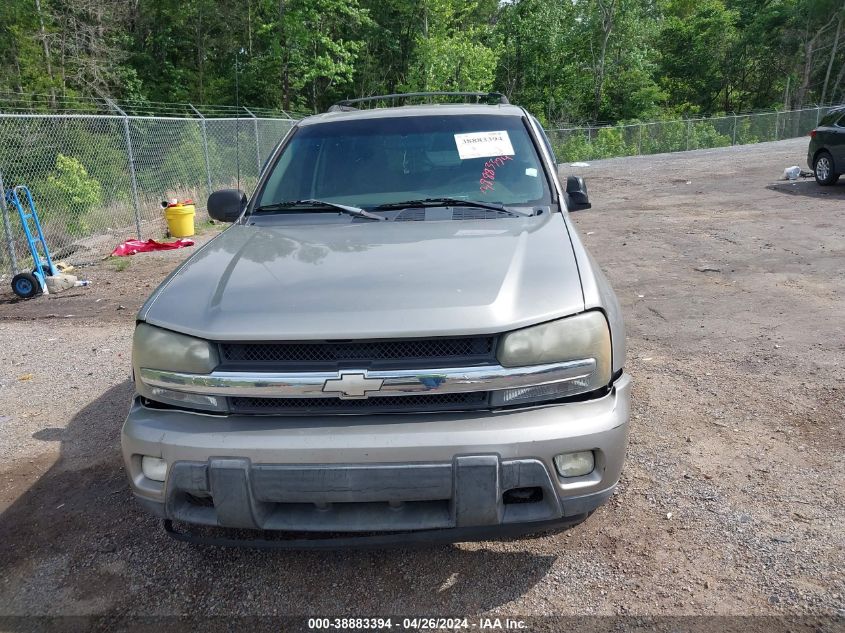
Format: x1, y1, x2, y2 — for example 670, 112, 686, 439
121, 92, 631, 546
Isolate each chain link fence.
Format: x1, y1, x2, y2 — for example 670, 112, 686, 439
2, 101, 841, 278
0, 108, 296, 278
547, 105, 840, 163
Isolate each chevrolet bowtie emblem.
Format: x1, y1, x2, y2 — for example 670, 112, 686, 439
322, 372, 384, 399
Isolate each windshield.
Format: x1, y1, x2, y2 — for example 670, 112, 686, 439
819, 111, 845, 126
255, 114, 551, 210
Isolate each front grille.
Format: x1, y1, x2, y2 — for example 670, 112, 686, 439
220, 336, 496, 369
230, 392, 489, 415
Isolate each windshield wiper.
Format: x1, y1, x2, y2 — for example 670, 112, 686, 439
371, 197, 533, 216
254, 199, 386, 221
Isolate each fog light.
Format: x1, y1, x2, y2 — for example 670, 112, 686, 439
141, 455, 168, 482
149, 386, 219, 409
554, 451, 594, 478
490, 377, 593, 406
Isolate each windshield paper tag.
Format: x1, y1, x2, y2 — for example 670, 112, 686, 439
454, 131, 515, 160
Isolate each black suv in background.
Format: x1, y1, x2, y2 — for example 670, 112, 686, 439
808, 106, 845, 185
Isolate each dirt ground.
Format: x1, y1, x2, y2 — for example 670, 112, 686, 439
0, 137, 842, 623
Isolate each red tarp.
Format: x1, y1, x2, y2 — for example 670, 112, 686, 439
110, 238, 195, 257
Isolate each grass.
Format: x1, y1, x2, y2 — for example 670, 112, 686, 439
162, 218, 222, 239
109, 256, 131, 272
195, 219, 219, 234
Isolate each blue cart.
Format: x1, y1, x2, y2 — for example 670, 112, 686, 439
6, 185, 57, 299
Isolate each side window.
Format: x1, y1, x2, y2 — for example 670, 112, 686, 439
835, 114, 845, 128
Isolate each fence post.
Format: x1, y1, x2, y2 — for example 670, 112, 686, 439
732, 114, 738, 145
0, 169, 19, 275
775, 111, 780, 141
638, 124, 643, 155
816, 104, 821, 126
243, 106, 262, 174
107, 99, 142, 239
189, 103, 214, 198
686, 119, 691, 151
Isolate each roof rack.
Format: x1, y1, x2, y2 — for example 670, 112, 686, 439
328, 91, 510, 112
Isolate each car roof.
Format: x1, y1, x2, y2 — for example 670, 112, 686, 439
297, 103, 527, 127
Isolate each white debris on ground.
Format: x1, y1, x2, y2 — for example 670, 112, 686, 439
783, 165, 801, 180
44, 273, 77, 294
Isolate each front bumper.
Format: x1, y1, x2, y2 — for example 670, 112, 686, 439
121, 373, 631, 539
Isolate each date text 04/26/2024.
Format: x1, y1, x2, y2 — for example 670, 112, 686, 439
307, 617, 527, 630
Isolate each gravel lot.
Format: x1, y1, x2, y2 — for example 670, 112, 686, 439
0, 137, 842, 622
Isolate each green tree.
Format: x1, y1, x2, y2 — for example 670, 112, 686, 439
402, 0, 500, 93
42, 154, 103, 235
235, 0, 371, 111
657, 0, 739, 113
3, 0, 844, 128
353, 0, 420, 97
289, 0, 372, 111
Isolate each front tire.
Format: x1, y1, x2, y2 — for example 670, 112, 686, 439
814, 151, 839, 186
11, 272, 42, 299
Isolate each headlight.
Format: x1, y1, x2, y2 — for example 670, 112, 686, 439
133, 323, 218, 373
492, 312, 611, 406
132, 323, 223, 411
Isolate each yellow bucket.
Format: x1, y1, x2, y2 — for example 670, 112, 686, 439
164, 203, 196, 237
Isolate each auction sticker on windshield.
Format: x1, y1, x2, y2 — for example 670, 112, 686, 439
454, 131, 515, 160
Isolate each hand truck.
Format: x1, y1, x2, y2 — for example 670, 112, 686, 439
6, 185, 58, 299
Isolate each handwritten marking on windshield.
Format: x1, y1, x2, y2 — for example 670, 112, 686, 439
479, 155, 513, 193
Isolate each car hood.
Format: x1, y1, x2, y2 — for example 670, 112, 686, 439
140, 214, 585, 340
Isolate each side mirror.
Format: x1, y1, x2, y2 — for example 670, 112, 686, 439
207, 189, 247, 222
565, 176, 591, 211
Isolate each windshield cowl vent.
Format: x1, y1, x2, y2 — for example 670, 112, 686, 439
394, 208, 427, 222
451, 207, 514, 220
383, 207, 516, 222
